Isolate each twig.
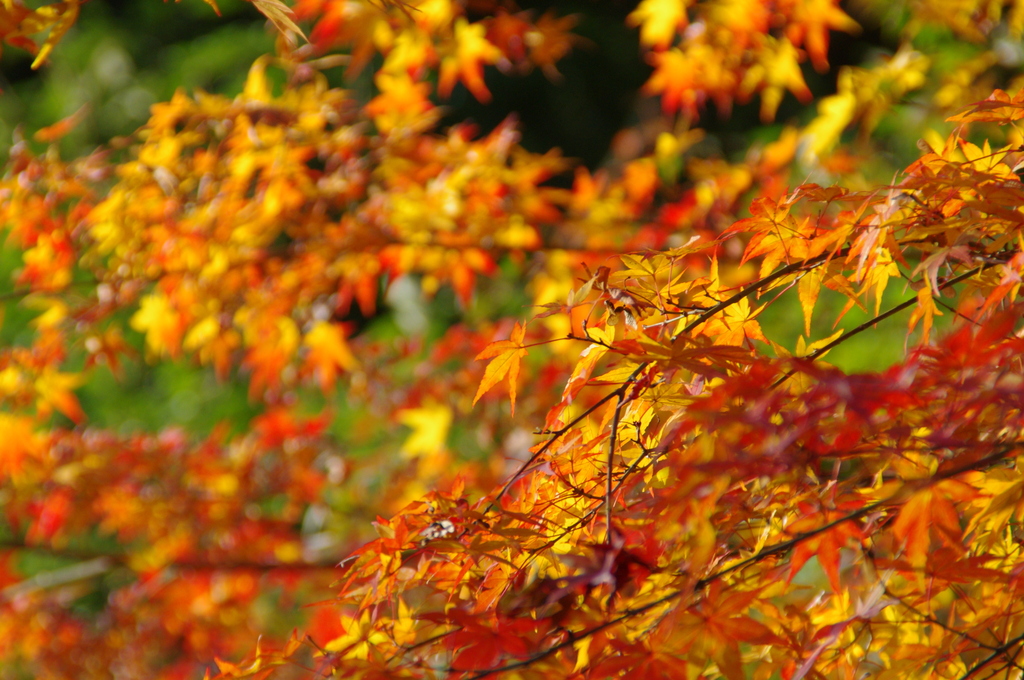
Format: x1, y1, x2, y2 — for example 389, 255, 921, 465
0, 539, 340, 598
959, 631, 1024, 680
606, 392, 627, 541
492, 364, 646, 507
770, 265, 991, 389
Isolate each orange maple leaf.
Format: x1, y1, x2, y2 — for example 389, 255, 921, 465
2, 0, 81, 69
787, 504, 864, 591
303, 321, 359, 392
891, 484, 971, 569
782, 0, 860, 72
33, 103, 88, 142
473, 322, 528, 415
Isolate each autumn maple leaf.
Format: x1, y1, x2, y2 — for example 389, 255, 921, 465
739, 37, 812, 122
627, 0, 689, 50
783, 0, 860, 72
439, 18, 502, 102
249, 0, 307, 43
473, 322, 528, 415
1, 0, 81, 69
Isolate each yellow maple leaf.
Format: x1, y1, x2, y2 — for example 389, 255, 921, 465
324, 611, 391, 660
740, 36, 812, 123
438, 18, 501, 102
907, 286, 942, 344
130, 292, 184, 358
365, 71, 436, 133
21, 1, 80, 69
398, 401, 452, 459
627, 0, 688, 50
34, 365, 85, 423
800, 88, 857, 164
795, 327, 844, 359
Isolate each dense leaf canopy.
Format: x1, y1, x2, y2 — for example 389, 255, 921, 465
4, 0, 1024, 679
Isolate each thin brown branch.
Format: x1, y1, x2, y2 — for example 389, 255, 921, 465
770, 264, 992, 389
675, 253, 834, 341
959, 630, 1024, 680
0, 278, 100, 303
605, 391, 627, 541
0, 538, 340, 599
882, 585, 998, 653
491, 363, 645, 507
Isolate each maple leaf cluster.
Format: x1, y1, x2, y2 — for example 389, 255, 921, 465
280, 90, 1024, 679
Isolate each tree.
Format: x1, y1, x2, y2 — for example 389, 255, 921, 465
3, 0, 1024, 678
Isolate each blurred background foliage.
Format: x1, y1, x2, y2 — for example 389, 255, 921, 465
0, 0, 275, 152
0, 0, 975, 447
